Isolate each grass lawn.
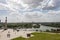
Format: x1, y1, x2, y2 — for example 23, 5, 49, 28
11, 32, 60, 40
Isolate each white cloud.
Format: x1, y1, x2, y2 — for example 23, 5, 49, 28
0, 0, 60, 22
42, 0, 60, 10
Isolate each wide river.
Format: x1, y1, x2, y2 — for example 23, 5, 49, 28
39, 25, 60, 31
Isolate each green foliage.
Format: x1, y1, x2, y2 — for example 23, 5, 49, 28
0, 23, 41, 28
23, 24, 33, 28
42, 23, 60, 27
33, 24, 40, 28
7, 23, 33, 28
0, 24, 2, 28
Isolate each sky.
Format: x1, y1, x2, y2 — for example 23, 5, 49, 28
0, 0, 60, 22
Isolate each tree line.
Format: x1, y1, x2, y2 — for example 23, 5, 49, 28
0, 23, 40, 28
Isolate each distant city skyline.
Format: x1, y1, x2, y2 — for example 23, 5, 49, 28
0, 0, 60, 22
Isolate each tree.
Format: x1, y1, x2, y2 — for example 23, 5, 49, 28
33, 24, 40, 28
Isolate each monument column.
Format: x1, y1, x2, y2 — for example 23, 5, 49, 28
5, 17, 7, 29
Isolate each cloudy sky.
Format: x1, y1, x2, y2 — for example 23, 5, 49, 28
0, 0, 60, 22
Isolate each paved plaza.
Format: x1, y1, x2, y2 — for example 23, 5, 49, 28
0, 29, 35, 40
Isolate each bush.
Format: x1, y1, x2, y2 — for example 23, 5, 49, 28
46, 29, 50, 32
